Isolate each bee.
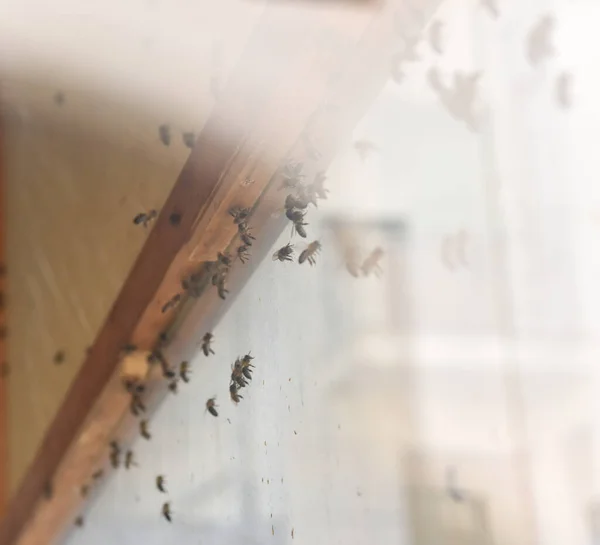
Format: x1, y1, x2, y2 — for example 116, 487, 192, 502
206, 397, 219, 417
74, 516, 84, 528
299, 241, 321, 266
361, 247, 384, 277
133, 209, 158, 228
237, 222, 256, 246
286, 209, 308, 238
306, 171, 329, 202
241, 353, 254, 367
161, 293, 182, 313
53, 350, 65, 365
156, 475, 167, 493
237, 244, 250, 264
229, 206, 251, 225
109, 449, 120, 469
272, 243, 294, 262
202, 333, 215, 356
80, 484, 89, 497
241, 354, 254, 381
168, 380, 179, 394
123, 378, 145, 395
159, 124, 171, 146
279, 161, 305, 190
217, 279, 229, 300
140, 420, 151, 440
217, 252, 232, 268
182, 131, 196, 149
110, 441, 121, 454
180, 361, 190, 383
229, 382, 243, 404
92, 469, 104, 481
149, 350, 176, 379
162, 502, 172, 522
231, 359, 248, 389
285, 193, 309, 211
125, 450, 137, 469
121, 343, 137, 354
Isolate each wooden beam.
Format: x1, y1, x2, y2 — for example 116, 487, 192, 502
0, 1, 441, 543
0, 98, 7, 518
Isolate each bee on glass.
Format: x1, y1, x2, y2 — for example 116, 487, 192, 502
130, 393, 146, 417
237, 222, 256, 246
279, 161, 305, 190
168, 380, 179, 394
133, 209, 158, 228
229, 206, 251, 225
206, 397, 219, 417
125, 450, 137, 469
180, 361, 190, 383
140, 420, 151, 440
156, 475, 167, 493
237, 244, 250, 264
202, 333, 215, 356
231, 359, 248, 389
109, 441, 121, 468
272, 243, 294, 262
361, 247, 384, 277
286, 209, 308, 238
149, 350, 176, 379
229, 382, 243, 404
74, 516, 84, 528
161, 293, 182, 313
285, 193, 310, 211
299, 241, 321, 266
80, 484, 89, 497
162, 502, 173, 522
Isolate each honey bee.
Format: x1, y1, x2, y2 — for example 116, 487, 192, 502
217, 279, 229, 300
237, 244, 251, 264
285, 193, 310, 211
74, 516, 84, 528
162, 502, 172, 522
130, 394, 146, 416
109, 449, 120, 469
168, 380, 179, 394
159, 124, 171, 146
279, 161, 305, 190
161, 293, 182, 313
241, 354, 254, 381
110, 441, 121, 453
286, 209, 308, 238
140, 420, 151, 440
299, 241, 321, 266
229, 207, 251, 225
182, 132, 196, 149
156, 475, 167, 493
149, 350, 176, 379
206, 397, 219, 417
229, 382, 243, 404
238, 222, 256, 246
133, 209, 158, 228
124, 450, 136, 469
361, 247, 384, 277
180, 361, 190, 383
272, 243, 294, 262
231, 359, 248, 389
123, 378, 145, 395
202, 333, 215, 356
53, 350, 65, 365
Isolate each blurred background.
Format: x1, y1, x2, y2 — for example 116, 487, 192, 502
2, 0, 599, 543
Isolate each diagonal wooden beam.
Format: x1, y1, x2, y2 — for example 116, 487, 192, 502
0, 1, 441, 543
0, 99, 7, 519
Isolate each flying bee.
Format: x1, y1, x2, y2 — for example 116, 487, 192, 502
286, 209, 308, 238
53, 350, 65, 365
237, 244, 250, 264
161, 293, 182, 313
159, 124, 171, 146
156, 475, 167, 493
230, 382, 243, 404
279, 161, 305, 190
125, 450, 137, 469
140, 420, 151, 440
168, 380, 179, 394
182, 131, 196, 149
162, 502, 172, 522
202, 333, 215, 356
133, 209, 158, 228
180, 361, 190, 383
299, 241, 322, 266
206, 397, 219, 417
229, 206, 251, 225
272, 243, 294, 262
361, 247, 384, 277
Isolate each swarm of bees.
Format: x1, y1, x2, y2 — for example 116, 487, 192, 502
229, 353, 254, 404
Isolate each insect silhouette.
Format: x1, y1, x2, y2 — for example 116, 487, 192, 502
180, 361, 190, 383
286, 209, 308, 238
74, 516, 84, 528
526, 14, 555, 67
279, 161, 305, 190
140, 420, 151, 440
130, 394, 146, 416
133, 210, 158, 228
230, 382, 243, 404
361, 247, 384, 277
182, 132, 196, 149
428, 20, 443, 55
161, 293, 182, 313
159, 124, 171, 146
237, 244, 251, 264
229, 206, 251, 225
53, 350, 65, 365
299, 241, 322, 266
272, 243, 294, 262
202, 333, 215, 356
285, 193, 310, 211
156, 475, 167, 493
150, 350, 176, 379
109, 442, 121, 468
162, 502, 172, 522
238, 222, 256, 246
168, 380, 179, 394
125, 450, 137, 469
206, 397, 219, 417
